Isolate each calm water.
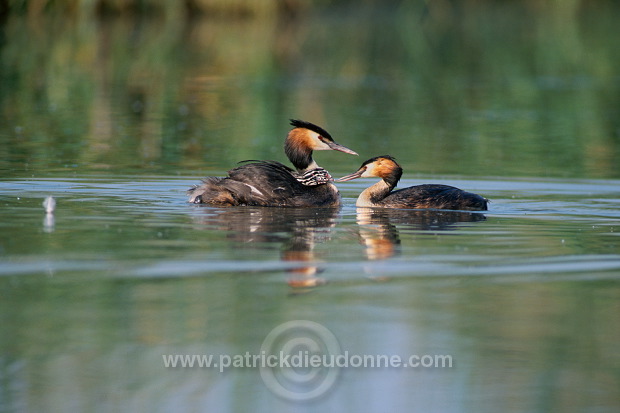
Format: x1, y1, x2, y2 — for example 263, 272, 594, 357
2, 2, 620, 412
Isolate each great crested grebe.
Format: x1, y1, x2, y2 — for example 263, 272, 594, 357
337, 156, 488, 211
188, 119, 358, 207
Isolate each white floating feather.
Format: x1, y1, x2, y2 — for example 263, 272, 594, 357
43, 196, 56, 214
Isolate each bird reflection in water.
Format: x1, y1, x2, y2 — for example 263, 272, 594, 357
354, 208, 487, 278
191, 207, 340, 289
355, 208, 402, 262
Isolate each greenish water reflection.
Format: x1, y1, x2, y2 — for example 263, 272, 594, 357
1, 2, 619, 179
1, 243, 619, 412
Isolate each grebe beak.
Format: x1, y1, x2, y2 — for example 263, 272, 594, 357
326, 141, 358, 156
336, 167, 366, 182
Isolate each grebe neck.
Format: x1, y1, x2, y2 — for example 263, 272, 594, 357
355, 169, 400, 207
356, 179, 394, 207
285, 139, 316, 172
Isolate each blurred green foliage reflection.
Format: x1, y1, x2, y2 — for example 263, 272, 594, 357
1, 0, 619, 178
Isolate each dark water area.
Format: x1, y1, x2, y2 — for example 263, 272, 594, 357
1, 2, 620, 412
1, 1, 620, 179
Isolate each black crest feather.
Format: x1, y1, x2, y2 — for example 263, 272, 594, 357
361, 155, 398, 168
289, 119, 333, 141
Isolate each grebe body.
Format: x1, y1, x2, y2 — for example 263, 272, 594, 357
338, 156, 488, 211
188, 120, 357, 207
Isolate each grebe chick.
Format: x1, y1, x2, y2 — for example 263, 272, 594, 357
337, 156, 488, 211
188, 119, 358, 207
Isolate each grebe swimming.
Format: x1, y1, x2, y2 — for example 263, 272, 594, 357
337, 155, 488, 211
188, 119, 358, 207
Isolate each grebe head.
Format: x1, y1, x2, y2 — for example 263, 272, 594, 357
285, 119, 358, 171
337, 155, 402, 186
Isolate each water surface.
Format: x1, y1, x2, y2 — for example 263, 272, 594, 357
2, 175, 619, 412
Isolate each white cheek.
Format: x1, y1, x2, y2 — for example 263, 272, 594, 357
361, 164, 375, 177
308, 131, 331, 150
